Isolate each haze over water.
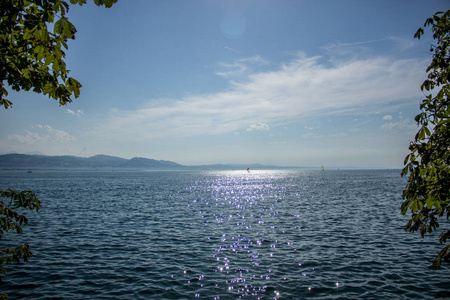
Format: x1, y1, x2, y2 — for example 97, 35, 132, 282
1, 169, 449, 299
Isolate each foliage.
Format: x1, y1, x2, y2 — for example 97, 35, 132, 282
1, 1, 116, 297
401, 10, 450, 268
0, 0, 117, 109
0, 189, 41, 299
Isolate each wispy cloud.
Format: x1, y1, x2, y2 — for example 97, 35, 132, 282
8, 125, 76, 144
247, 122, 270, 131
323, 37, 395, 50
224, 46, 242, 54
216, 55, 270, 78
66, 109, 84, 117
381, 119, 416, 131
92, 51, 426, 143
322, 36, 420, 57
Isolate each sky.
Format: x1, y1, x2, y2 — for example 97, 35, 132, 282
1, 0, 449, 168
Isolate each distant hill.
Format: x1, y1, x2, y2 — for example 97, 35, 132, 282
0, 154, 185, 170
0, 154, 300, 170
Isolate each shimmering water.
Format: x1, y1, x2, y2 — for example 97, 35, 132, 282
1, 169, 449, 299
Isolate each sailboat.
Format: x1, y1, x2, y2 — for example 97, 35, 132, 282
321, 166, 324, 171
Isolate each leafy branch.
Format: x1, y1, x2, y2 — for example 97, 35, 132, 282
1, 0, 117, 109
1, 1, 117, 298
0, 189, 41, 285
401, 9, 450, 268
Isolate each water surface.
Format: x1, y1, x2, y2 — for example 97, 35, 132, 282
1, 170, 448, 299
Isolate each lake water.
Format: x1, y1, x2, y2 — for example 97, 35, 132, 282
0, 169, 449, 299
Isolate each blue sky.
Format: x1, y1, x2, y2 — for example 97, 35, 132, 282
1, 0, 448, 167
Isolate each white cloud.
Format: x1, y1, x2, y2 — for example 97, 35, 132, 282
8, 130, 47, 144
381, 119, 416, 131
383, 115, 393, 120
8, 125, 76, 144
66, 109, 84, 117
322, 36, 419, 58
43, 125, 77, 142
224, 46, 242, 54
247, 122, 270, 132
92, 52, 426, 143
216, 55, 270, 78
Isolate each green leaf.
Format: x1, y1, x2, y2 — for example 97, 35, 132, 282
401, 199, 412, 215
45, 53, 54, 65
403, 154, 411, 165
433, 244, 450, 268
414, 27, 424, 39
415, 127, 426, 140
34, 45, 45, 60
54, 18, 64, 34
66, 78, 82, 98
411, 200, 418, 212
53, 59, 60, 72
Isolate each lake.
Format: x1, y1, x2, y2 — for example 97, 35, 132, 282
0, 169, 448, 299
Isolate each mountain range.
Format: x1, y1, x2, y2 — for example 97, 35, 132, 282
0, 154, 295, 170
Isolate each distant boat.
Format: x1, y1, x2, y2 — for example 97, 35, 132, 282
321, 166, 324, 171
27, 170, 32, 173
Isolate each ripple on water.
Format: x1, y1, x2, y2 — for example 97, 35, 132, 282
0, 170, 448, 299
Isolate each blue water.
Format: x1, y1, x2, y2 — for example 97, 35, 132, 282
0, 169, 449, 299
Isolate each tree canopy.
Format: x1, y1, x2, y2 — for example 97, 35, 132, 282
1, 1, 117, 297
0, 0, 117, 109
0, 189, 41, 278
401, 9, 450, 268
